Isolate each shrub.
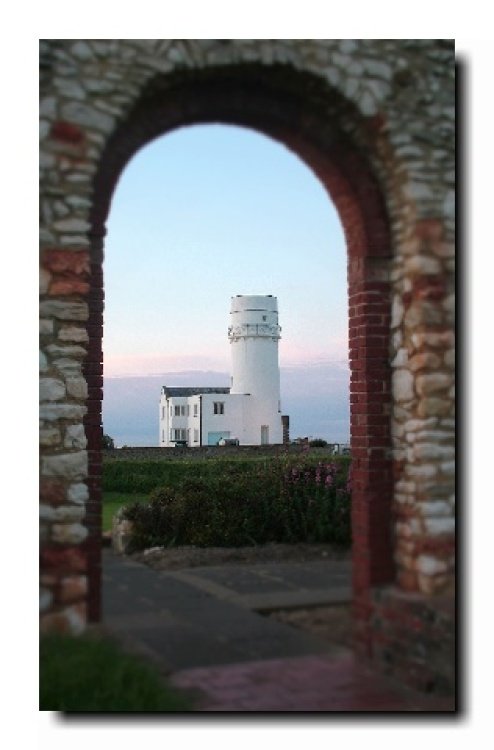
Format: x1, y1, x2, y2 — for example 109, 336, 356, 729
102, 433, 115, 450
119, 456, 351, 550
309, 438, 328, 447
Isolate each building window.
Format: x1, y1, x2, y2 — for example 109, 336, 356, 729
194, 429, 199, 442
181, 405, 187, 416
162, 406, 165, 420
174, 405, 180, 417
173, 428, 187, 441
194, 403, 198, 417
170, 406, 172, 417
214, 402, 225, 415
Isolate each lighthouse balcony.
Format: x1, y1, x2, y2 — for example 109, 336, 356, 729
228, 323, 281, 341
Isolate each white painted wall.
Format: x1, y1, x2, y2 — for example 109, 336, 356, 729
200, 392, 247, 445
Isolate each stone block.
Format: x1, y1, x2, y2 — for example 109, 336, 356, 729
404, 417, 438, 433
58, 575, 88, 603
396, 517, 422, 539
39, 318, 54, 335
40, 377, 66, 402
411, 330, 454, 350
40, 267, 51, 295
52, 359, 84, 375
40, 427, 61, 447
65, 376, 88, 399
40, 587, 53, 613
364, 58, 393, 80
52, 522, 89, 545
407, 255, 441, 275
61, 101, 115, 133
413, 443, 454, 461
418, 501, 452, 517
415, 554, 448, 576
444, 349, 455, 367
39, 300, 89, 321
40, 545, 87, 573
41, 450, 88, 479
39, 504, 56, 522
49, 278, 90, 295
416, 372, 452, 396
407, 463, 438, 479
440, 461, 455, 476
42, 248, 90, 275
46, 344, 87, 359
405, 301, 443, 328
409, 352, 442, 372
391, 348, 408, 367
417, 572, 452, 595
40, 523, 50, 544
66, 195, 92, 210
40, 96, 56, 118
39, 403, 87, 421
40, 604, 86, 635
54, 78, 87, 101
443, 189, 455, 220
417, 398, 451, 418
52, 505, 86, 523
70, 41, 94, 60
67, 482, 89, 505
391, 294, 404, 329
64, 424, 87, 450
424, 517, 455, 536
58, 326, 89, 343
40, 478, 66, 506
392, 369, 414, 402
59, 235, 90, 247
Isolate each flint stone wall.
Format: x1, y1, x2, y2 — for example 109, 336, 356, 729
39, 39, 455, 689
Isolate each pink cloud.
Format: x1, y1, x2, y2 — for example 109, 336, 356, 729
104, 352, 230, 378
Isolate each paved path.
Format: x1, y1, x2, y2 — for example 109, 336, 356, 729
103, 549, 349, 671
102, 549, 455, 712
170, 653, 455, 712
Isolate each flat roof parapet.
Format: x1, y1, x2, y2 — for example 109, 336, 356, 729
161, 386, 231, 397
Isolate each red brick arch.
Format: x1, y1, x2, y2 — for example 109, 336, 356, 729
86, 65, 394, 645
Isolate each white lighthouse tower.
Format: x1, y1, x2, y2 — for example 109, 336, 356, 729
228, 294, 283, 445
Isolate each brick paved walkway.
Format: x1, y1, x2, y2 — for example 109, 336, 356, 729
170, 652, 455, 712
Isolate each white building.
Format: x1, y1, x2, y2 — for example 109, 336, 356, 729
159, 295, 288, 446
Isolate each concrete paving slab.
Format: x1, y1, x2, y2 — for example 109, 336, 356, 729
103, 549, 348, 672
160, 559, 352, 612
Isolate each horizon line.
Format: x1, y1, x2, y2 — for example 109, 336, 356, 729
104, 359, 350, 379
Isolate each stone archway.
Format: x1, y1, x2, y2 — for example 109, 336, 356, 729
40, 40, 455, 692
86, 64, 394, 652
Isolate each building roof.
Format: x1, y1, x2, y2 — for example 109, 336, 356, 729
161, 386, 231, 397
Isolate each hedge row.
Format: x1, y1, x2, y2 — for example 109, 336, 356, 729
120, 457, 351, 550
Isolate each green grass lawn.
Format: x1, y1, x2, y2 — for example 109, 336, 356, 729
103, 492, 149, 533
40, 633, 195, 712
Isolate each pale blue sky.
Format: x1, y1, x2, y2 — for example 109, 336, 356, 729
104, 123, 349, 377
